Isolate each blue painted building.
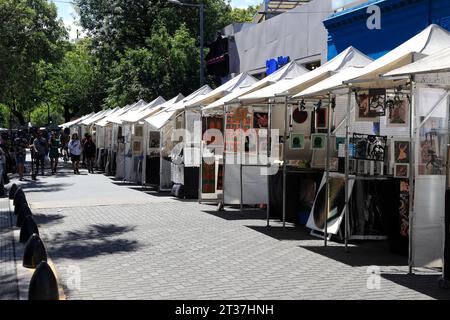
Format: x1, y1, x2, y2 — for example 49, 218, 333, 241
324, 0, 450, 60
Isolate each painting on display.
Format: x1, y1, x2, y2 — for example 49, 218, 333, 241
311, 134, 326, 150
292, 108, 309, 125
306, 172, 355, 235
355, 89, 386, 121
225, 107, 252, 153
399, 179, 409, 238
394, 164, 409, 178
132, 141, 141, 152
352, 133, 387, 162
418, 117, 446, 175
391, 139, 410, 164
217, 164, 224, 191
149, 131, 160, 148
201, 160, 216, 194
386, 96, 409, 127
290, 133, 305, 150
253, 112, 269, 129
315, 108, 328, 129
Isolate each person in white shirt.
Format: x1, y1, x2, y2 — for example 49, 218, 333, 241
68, 133, 82, 175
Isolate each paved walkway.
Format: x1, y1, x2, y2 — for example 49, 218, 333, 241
2, 164, 450, 300
0, 198, 18, 300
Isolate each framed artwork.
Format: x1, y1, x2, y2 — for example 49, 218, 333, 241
315, 108, 328, 129
335, 137, 346, 151
348, 159, 356, 174
394, 164, 409, 178
311, 134, 327, 150
391, 139, 410, 164
386, 97, 409, 127
149, 131, 160, 148
355, 90, 384, 121
133, 141, 141, 152
290, 133, 305, 150
418, 116, 446, 175
329, 157, 339, 172
357, 160, 367, 175
253, 112, 269, 128
352, 133, 387, 162
292, 108, 308, 124
134, 126, 143, 137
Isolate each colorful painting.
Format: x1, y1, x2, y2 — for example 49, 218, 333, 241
225, 107, 252, 153
392, 140, 410, 164
418, 117, 445, 175
315, 108, 328, 129
202, 160, 216, 194
253, 112, 269, 128
355, 89, 385, 121
290, 133, 305, 150
352, 133, 387, 162
387, 97, 409, 127
311, 134, 326, 150
394, 164, 409, 178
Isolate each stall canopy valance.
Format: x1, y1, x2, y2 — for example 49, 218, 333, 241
108, 98, 162, 125
203, 61, 309, 110
384, 47, 450, 77
60, 112, 95, 128
120, 95, 170, 123
145, 94, 187, 130
169, 85, 213, 111
95, 104, 134, 127
186, 73, 258, 108
81, 108, 117, 126
238, 46, 373, 104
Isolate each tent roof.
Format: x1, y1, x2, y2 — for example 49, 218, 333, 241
186, 73, 258, 108
120, 96, 169, 123
294, 66, 370, 98
60, 112, 94, 128
238, 46, 373, 104
108, 98, 163, 125
81, 108, 117, 126
384, 47, 450, 77
204, 61, 309, 110
169, 85, 213, 111
144, 94, 185, 130
345, 24, 450, 87
95, 105, 133, 127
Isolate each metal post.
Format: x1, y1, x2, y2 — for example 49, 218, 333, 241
282, 97, 288, 228
240, 163, 243, 212
221, 104, 227, 209
198, 108, 203, 204
345, 91, 351, 252
159, 129, 163, 192
267, 103, 272, 227
324, 94, 332, 247
199, 4, 205, 87
408, 82, 416, 274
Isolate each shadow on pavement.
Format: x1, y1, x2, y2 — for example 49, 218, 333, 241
381, 273, 450, 300
0, 274, 19, 300
300, 242, 408, 267
247, 225, 314, 241
33, 213, 65, 226
45, 224, 141, 260
203, 209, 268, 221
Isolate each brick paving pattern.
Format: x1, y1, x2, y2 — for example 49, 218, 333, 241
0, 198, 18, 300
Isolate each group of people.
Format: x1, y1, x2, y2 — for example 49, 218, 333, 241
0, 128, 98, 182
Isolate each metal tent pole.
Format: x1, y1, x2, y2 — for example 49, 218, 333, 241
282, 97, 288, 228
221, 104, 227, 210
345, 90, 352, 252
324, 94, 332, 247
267, 103, 272, 227
198, 108, 203, 204
408, 82, 416, 275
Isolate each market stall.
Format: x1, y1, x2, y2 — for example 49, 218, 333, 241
293, 24, 450, 271
181, 73, 258, 200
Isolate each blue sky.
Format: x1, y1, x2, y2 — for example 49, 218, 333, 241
53, 0, 262, 39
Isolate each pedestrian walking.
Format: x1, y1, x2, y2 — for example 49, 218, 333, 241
83, 134, 97, 174
68, 133, 82, 175
14, 130, 29, 181
0, 147, 6, 197
81, 133, 89, 168
32, 130, 48, 176
60, 128, 70, 163
49, 131, 61, 175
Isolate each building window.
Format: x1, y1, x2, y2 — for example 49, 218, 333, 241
304, 61, 321, 71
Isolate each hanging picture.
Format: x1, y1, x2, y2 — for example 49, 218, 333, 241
306, 172, 355, 235
253, 112, 269, 128
418, 116, 446, 175
134, 126, 143, 137
225, 108, 252, 153
355, 90, 383, 121
217, 164, 224, 191
394, 164, 409, 178
133, 141, 141, 152
290, 133, 305, 150
386, 97, 409, 127
329, 157, 339, 172
315, 108, 328, 129
202, 160, 216, 194
335, 137, 346, 151
399, 179, 409, 238
149, 131, 160, 148
352, 133, 387, 162
311, 134, 326, 150
391, 139, 410, 164
292, 108, 308, 124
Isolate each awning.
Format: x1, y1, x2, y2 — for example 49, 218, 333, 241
169, 85, 213, 111
186, 73, 258, 108
120, 96, 170, 123
203, 61, 309, 110
384, 47, 450, 77
238, 46, 373, 104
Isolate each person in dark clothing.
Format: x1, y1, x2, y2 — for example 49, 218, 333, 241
83, 135, 96, 174
81, 133, 89, 168
33, 130, 48, 176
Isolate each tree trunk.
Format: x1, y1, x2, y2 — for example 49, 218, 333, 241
9, 100, 26, 126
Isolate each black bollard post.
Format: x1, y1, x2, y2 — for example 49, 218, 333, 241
23, 234, 48, 269
28, 261, 59, 300
16, 205, 32, 228
20, 216, 39, 243
14, 199, 28, 216
13, 188, 26, 207
9, 184, 18, 200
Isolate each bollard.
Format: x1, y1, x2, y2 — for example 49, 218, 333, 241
28, 261, 59, 300
14, 199, 28, 216
13, 188, 26, 208
23, 234, 48, 269
9, 183, 18, 200
20, 216, 39, 243
16, 205, 32, 228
